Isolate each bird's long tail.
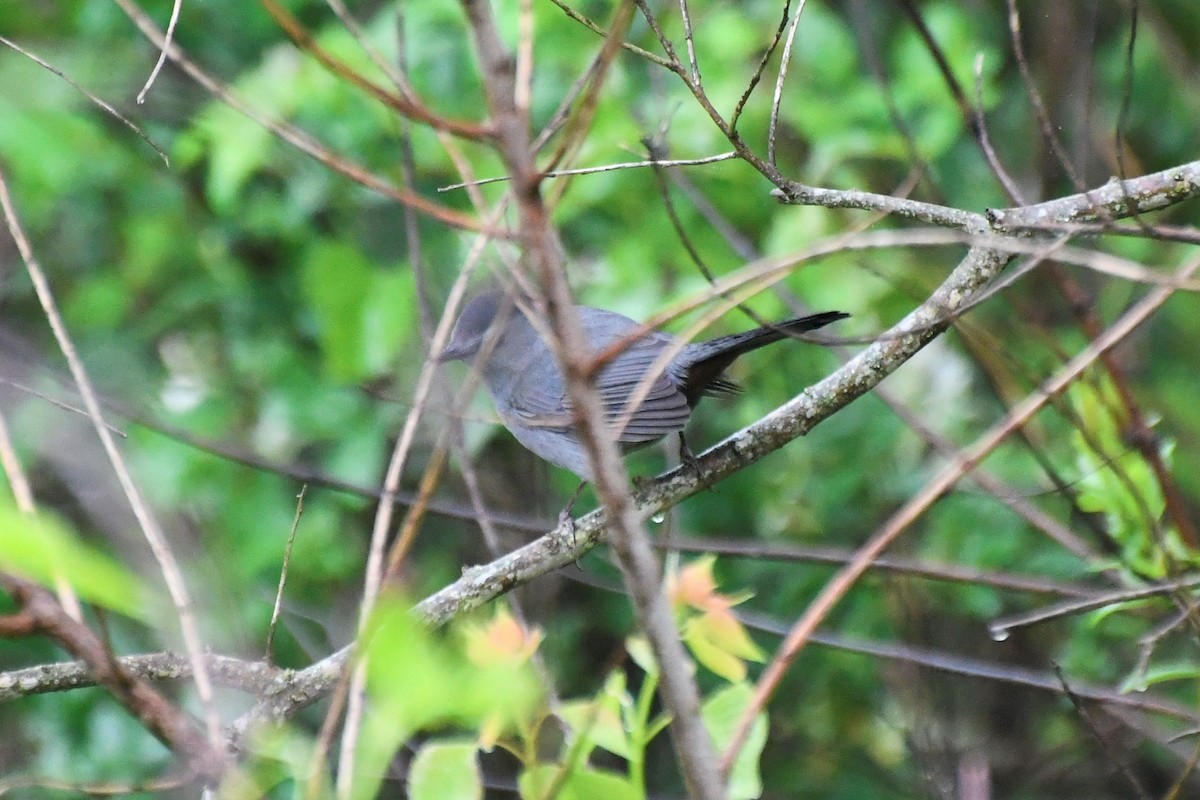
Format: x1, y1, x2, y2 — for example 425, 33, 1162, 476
678, 310, 848, 401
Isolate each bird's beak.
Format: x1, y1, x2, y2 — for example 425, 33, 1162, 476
437, 341, 467, 362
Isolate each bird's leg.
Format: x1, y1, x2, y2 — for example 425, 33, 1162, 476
558, 480, 588, 544
678, 432, 702, 475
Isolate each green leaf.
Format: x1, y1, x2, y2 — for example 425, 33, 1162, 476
0, 500, 153, 621
361, 269, 417, 375
558, 696, 630, 760
701, 683, 767, 800
684, 616, 748, 683
625, 636, 658, 677
65, 272, 131, 330
519, 765, 640, 800
300, 240, 375, 382
301, 241, 416, 382
409, 740, 482, 800
238, 724, 333, 798
1119, 660, 1200, 693
182, 46, 307, 211
351, 600, 542, 800
1066, 379, 1193, 577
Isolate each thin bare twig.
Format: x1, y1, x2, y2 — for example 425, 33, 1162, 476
305, 659, 352, 798
1055, 665, 1155, 800
677, 0, 701, 85
730, 0, 793, 132
5, 369, 545, 531
381, 429, 453, 584
1006, 0, 1086, 191
1164, 737, 1200, 799
530, 49, 608, 154
849, 0, 936, 190
766, 0, 807, 168
1114, 2, 1140, 181
543, 0, 672, 68
540, 1, 636, 199
323, 0, 406, 89
135, 0, 181, 103
0, 408, 82, 620
989, 575, 1200, 641
874, 385, 1103, 562
0, 378, 127, 436
437, 151, 738, 192
0, 770, 191, 796
971, 51, 1024, 203
894, 0, 1023, 201
594, 572, 1200, 724
265, 485, 306, 663
631, 0, 785, 186
1132, 609, 1192, 694
0, 36, 168, 164
260, 0, 493, 140
112, 0, 493, 234
658, 536, 1103, 598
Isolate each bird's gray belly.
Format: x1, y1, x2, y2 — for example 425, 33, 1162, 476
497, 405, 597, 481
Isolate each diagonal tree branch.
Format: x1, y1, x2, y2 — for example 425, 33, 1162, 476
0, 576, 227, 782
720, 251, 1200, 770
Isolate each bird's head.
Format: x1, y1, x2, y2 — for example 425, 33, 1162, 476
439, 291, 512, 362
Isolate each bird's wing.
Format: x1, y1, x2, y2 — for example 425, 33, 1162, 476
507, 334, 690, 445
506, 357, 574, 433
595, 341, 691, 443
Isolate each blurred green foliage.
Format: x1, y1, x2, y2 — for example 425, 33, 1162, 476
0, 0, 1199, 797
0, 502, 155, 622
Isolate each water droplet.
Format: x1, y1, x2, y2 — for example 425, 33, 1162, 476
650, 512, 666, 524
988, 626, 1010, 642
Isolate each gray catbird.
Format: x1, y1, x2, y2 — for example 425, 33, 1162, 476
440, 291, 847, 482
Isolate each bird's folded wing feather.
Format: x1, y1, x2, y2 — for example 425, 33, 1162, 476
509, 341, 690, 444
597, 344, 691, 442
